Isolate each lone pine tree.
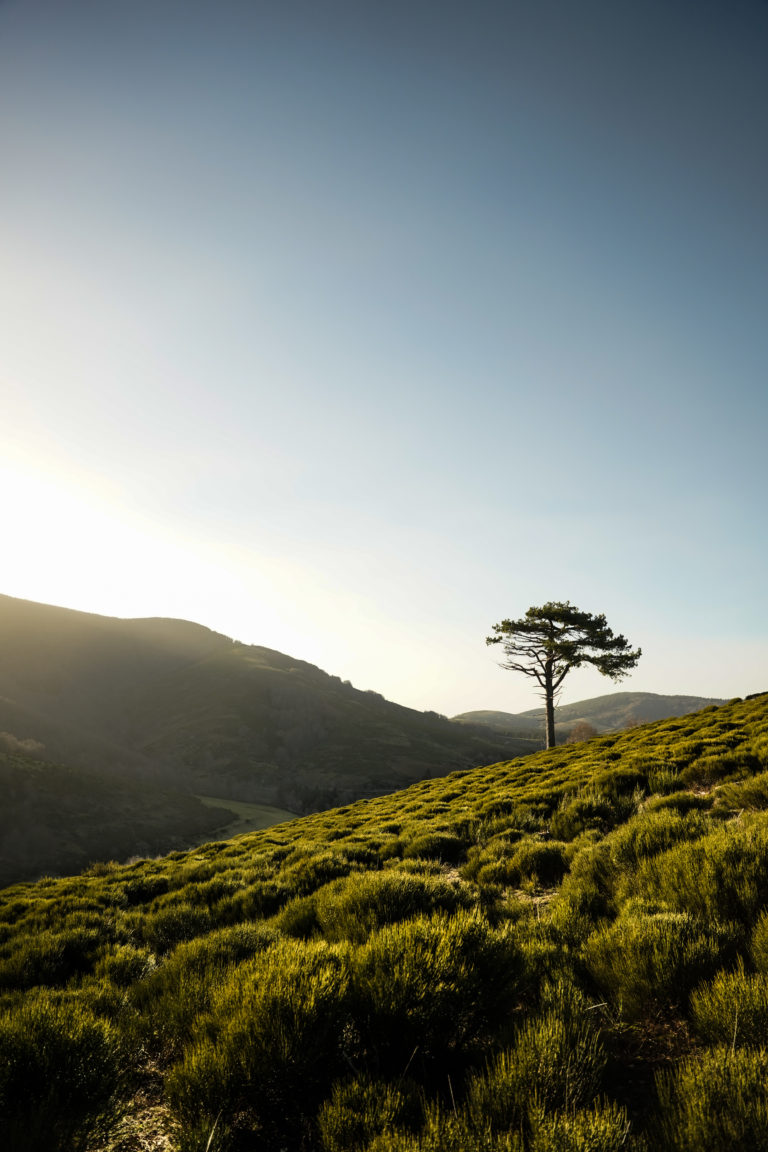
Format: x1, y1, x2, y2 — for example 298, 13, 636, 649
486, 602, 641, 749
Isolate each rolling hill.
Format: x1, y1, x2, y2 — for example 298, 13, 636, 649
453, 690, 726, 740
2, 692, 767, 1150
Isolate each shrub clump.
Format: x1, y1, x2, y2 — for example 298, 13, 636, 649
140, 903, 212, 953
656, 1047, 768, 1151
619, 817, 768, 925
583, 908, 733, 1019
751, 907, 768, 972
691, 961, 768, 1048
550, 793, 614, 841
465, 986, 607, 1131
481, 839, 569, 888
527, 1099, 637, 1152
0, 995, 127, 1152
351, 910, 520, 1072
317, 1074, 421, 1151
315, 870, 471, 943
165, 938, 351, 1148
401, 830, 466, 864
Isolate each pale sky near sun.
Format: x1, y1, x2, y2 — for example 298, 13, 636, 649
1, 0, 767, 716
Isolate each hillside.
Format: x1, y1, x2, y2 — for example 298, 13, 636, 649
0, 593, 535, 815
450, 709, 545, 737
2, 693, 768, 1150
520, 690, 727, 730
454, 690, 725, 739
0, 745, 232, 887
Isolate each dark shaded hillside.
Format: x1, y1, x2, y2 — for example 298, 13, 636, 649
0, 747, 229, 887
2, 694, 768, 1151
0, 595, 534, 816
119, 645, 539, 811
455, 690, 725, 740
451, 708, 544, 736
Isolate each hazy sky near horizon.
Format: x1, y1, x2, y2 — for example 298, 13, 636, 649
2, 0, 767, 715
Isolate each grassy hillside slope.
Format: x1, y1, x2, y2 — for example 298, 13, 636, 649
2, 693, 768, 1150
0, 595, 535, 815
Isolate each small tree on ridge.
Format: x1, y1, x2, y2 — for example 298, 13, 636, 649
486, 602, 641, 749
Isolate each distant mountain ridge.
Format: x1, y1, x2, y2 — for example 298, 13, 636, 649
453, 690, 727, 738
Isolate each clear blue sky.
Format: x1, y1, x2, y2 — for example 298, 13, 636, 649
1, 0, 766, 715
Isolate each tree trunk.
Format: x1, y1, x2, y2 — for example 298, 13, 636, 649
544, 661, 556, 749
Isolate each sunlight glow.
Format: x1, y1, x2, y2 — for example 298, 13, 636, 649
1, 458, 257, 628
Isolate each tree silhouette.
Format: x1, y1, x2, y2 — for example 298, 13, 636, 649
486, 602, 641, 749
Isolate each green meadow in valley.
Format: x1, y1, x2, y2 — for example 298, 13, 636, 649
3, 693, 768, 1150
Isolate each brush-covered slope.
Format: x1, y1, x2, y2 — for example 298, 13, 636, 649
2, 693, 768, 1151
454, 690, 725, 738
0, 594, 534, 814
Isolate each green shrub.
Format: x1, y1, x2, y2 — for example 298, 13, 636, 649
656, 1047, 768, 1150
591, 766, 648, 799
644, 790, 712, 815
0, 925, 103, 989
608, 808, 709, 870
466, 988, 606, 1129
681, 749, 759, 787
393, 857, 445, 876
401, 831, 466, 864
647, 766, 683, 795
275, 893, 319, 938
133, 965, 223, 1058
0, 995, 126, 1151
141, 903, 212, 953
130, 922, 277, 1055
583, 909, 732, 1019
624, 817, 768, 924
166, 939, 351, 1147
165, 1043, 232, 1152
556, 841, 615, 920
752, 908, 768, 972
169, 921, 278, 972
691, 961, 768, 1048
318, 1075, 421, 1151
527, 1099, 637, 1151
550, 794, 614, 841
95, 943, 154, 988
364, 1103, 522, 1152
351, 911, 520, 1072
122, 874, 170, 905
226, 877, 291, 919
715, 770, 768, 812
280, 848, 357, 895
503, 839, 569, 887
315, 870, 470, 944
753, 733, 768, 766
460, 836, 520, 883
